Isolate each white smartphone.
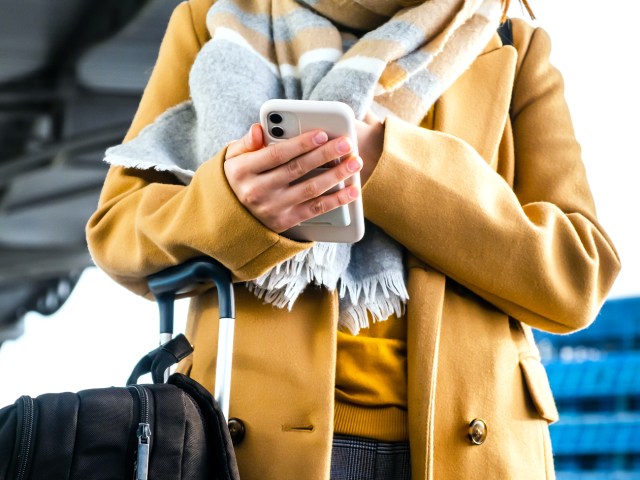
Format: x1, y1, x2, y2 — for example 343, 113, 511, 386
260, 99, 365, 243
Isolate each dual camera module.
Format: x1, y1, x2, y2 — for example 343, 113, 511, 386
268, 113, 285, 138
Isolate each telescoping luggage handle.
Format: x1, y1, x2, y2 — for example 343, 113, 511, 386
146, 257, 235, 421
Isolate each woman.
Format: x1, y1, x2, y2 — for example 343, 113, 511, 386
86, 0, 620, 478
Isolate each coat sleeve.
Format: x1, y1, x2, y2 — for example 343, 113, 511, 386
361, 23, 620, 334
85, 0, 311, 297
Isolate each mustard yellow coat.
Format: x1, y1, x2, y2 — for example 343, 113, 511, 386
86, 1, 621, 478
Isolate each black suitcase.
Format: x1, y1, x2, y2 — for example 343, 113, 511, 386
0, 257, 241, 480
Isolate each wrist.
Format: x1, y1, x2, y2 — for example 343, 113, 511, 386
359, 121, 384, 184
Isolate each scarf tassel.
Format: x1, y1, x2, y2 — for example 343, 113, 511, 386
338, 270, 409, 335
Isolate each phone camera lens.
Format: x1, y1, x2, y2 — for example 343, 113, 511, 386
269, 113, 283, 124
271, 126, 285, 138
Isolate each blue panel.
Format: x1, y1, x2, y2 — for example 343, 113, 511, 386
545, 354, 640, 403
550, 417, 640, 455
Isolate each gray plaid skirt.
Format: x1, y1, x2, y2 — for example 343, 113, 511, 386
330, 435, 411, 480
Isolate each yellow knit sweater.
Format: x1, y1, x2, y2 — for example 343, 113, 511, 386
334, 314, 408, 442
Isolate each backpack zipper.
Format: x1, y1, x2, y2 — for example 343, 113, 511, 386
16, 396, 35, 480
128, 385, 151, 480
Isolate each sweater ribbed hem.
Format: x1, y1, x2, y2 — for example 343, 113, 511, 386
334, 400, 409, 442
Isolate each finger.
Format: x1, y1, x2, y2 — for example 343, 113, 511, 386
245, 156, 361, 233
225, 124, 263, 159
262, 135, 354, 188
248, 129, 329, 173
250, 154, 360, 226
280, 154, 362, 206
288, 182, 361, 228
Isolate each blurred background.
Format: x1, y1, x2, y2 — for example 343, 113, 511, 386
0, 1, 638, 478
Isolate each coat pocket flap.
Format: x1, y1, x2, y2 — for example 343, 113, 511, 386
519, 355, 559, 424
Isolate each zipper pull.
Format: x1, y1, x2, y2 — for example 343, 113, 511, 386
136, 423, 151, 480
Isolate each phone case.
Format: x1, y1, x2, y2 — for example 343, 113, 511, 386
260, 99, 365, 243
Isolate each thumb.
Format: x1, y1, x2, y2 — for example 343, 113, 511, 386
226, 124, 264, 159
247, 123, 264, 150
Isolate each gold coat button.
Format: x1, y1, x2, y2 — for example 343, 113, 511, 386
468, 419, 487, 445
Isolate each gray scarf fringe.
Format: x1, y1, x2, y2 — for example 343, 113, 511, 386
246, 226, 409, 334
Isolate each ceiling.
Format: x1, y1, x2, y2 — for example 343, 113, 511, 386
0, 0, 182, 345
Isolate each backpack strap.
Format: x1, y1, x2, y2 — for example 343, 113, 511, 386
497, 18, 514, 47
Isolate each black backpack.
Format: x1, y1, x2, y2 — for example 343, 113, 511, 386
0, 258, 241, 480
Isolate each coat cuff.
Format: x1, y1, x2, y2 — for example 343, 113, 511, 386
191, 147, 312, 280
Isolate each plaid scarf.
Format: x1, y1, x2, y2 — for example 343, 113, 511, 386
105, 0, 502, 334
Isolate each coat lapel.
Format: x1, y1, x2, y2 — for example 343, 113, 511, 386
406, 258, 446, 480
433, 36, 517, 167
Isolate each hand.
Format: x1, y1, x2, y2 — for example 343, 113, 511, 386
224, 124, 363, 234
355, 112, 385, 185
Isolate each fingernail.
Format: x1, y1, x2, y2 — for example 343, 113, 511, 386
346, 157, 361, 172
313, 131, 328, 145
348, 186, 359, 199
337, 137, 352, 154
